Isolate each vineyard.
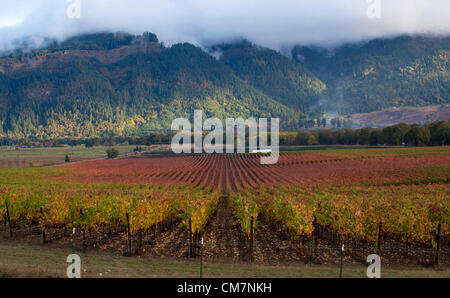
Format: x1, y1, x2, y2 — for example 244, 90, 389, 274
0, 147, 449, 265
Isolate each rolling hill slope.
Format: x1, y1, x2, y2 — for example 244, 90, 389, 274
0, 33, 301, 139
293, 35, 450, 113
0, 33, 448, 140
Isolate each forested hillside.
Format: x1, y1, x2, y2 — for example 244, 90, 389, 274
213, 41, 326, 112
293, 35, 450, 113
0, 33, 300, 139
0, 33, 448, 140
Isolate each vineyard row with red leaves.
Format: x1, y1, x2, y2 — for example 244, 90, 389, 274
0, 147, 449, 262
61, 150, 450, 190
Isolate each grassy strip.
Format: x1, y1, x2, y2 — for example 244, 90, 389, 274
0, 145, 137, 156
0, 240, 448, 278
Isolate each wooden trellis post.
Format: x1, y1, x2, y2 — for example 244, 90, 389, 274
80, 209, 86, 251
188, 217, 193, 258
5, 201, 12, 239
126, 212, 132, 255
435, 223, 441, 265
313, 217, 318, 264
249, 216, 254, 262
40, 207, 46, 244
377, 222, 382, 256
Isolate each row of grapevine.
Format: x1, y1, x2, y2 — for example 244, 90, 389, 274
232, 184, 449, 244
0, 170, 220, 240
56, 149, 450, 191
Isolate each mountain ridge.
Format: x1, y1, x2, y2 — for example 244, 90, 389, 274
0, 32, 448, 139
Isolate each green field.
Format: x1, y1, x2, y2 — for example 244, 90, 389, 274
0, 240, 448, 278
0, 145, 137, 157
0, 145, 140, 168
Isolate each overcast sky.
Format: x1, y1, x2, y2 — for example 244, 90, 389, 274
0, 0, 449, 53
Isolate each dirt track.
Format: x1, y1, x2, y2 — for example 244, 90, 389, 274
202, 196, 245, 261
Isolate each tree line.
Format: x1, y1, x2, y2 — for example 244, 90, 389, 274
1, 121, 448, 148
280, 121, 450, 146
